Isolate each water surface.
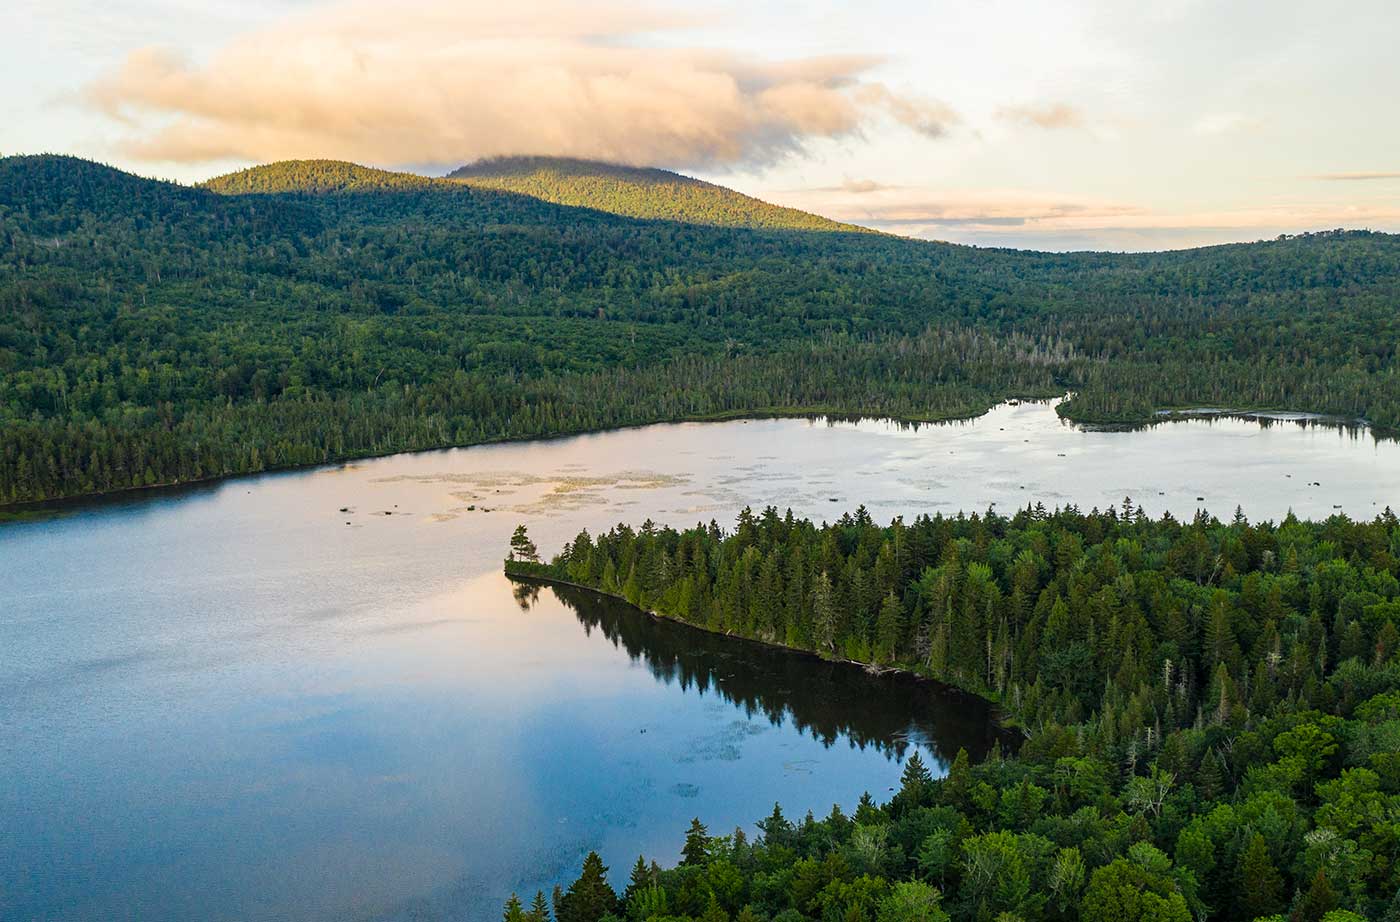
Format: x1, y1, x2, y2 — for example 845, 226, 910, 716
5, 401, 1399, 921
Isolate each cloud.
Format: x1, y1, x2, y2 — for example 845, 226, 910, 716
1310, 171, 1400, 181
762, 182, 1400, 250
996, 102, 1085, 130
84, 0, 958, 170
775, 185, 1145, 229
856, 84, 960, 138
841, 179, 894, 194
1191, 112, 1265, 136
794, 178, 899, 195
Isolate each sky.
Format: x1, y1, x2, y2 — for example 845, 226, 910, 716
6, 0, 1400, 251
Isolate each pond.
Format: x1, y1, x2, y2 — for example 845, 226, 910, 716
4, 400, 1399, 921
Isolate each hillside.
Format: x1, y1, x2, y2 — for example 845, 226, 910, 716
202, 159, 441, 195
448, 155, 862, 231
3, 153, 1400, 505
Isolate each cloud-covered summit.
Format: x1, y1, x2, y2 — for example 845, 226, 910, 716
87, 0, 956, 171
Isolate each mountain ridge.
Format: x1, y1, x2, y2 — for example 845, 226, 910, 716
448, 153, 862, 230
446, 155, 864, 232
200, 155, 863, 232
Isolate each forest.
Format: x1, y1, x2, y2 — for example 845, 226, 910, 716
4, 153, 1400, 505
502, 503, 1400, 921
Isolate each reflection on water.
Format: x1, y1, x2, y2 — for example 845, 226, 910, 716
7, 401, 1400, 922
551, 583, 1003, 766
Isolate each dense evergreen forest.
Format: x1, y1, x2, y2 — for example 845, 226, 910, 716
4, 153, 1400, 505
503, 503, 1400, 922
447, 157, 862, 231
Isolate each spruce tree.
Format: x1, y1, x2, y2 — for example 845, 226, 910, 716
1236, 833, 1284, 919
943, 748, 973, 808
503, 893, 527, 922
876, 591, 903, 662
555, 853, 616, 922
898, 751, 933, 809
811, 571, 837, 652
682, 817, 710, 866
855, 791, 882, 826
622, 855, 651, 903
1290, 868, 1337, 922
757, 803, 791, 848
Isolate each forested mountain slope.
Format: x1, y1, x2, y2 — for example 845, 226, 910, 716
447, 155, 861, 231
2, 153, 1400, 505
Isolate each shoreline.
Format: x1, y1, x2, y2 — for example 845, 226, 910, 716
0, 401, 1016, 518
505, 567, 1021, 741
3, 395, 1388, 518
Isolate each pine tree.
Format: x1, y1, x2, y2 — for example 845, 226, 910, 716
757, 803, 791, 848
510, 524, 540, 563
1196, 749, 1225, 801
1235, 833, 1284, 919
812, 571, 837, 652
527, 890, 551, 922
682, 817, 710, 865
1290, 868, 1337, 922
855, 791, 882, 826
943, 747, 973, 808
898, 751, 933, 809
876, 591, 903, 663
555, 852, 617, 922
503, 893, 528, 922
699, 892, 728, 922
622, 855, 652, 904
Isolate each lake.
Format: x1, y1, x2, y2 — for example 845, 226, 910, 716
4, 400, 1399, 921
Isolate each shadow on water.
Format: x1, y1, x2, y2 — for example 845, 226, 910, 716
545, 582, 1009, 769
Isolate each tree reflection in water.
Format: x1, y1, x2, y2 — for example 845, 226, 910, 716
542, 582, 1009, 770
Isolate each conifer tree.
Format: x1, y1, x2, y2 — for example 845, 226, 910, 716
1290, 868, 1337, 922
622, 855, 652, 903
1236, 833, 1284, 919
682, 817, 710, 866
942, 748, 973, 808
876, 591, 903, 663
757, 803, 791, 848
510, 524, 540, 563
897, 751, 933, 809
555, 853, 616, 922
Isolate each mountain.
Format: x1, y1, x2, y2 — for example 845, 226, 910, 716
204, 156, 860, 233
3, 152, 1400, 506
447, 155, 862, 231
202, 159, 440, 195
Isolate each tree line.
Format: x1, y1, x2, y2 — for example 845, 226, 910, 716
502, 502, 1400, 921
5, 155, 1400, 505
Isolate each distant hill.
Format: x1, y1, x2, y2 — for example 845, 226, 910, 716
203, 160, 441, 195
4, 152, 1400, 507
448, 156, 862, 231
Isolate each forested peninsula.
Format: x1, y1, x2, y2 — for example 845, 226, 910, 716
503, 504, 1400, 922
4, 154, 1400, 506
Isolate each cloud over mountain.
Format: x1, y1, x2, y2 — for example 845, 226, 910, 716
86, 0, 956, 170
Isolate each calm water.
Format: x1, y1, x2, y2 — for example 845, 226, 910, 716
4, 401, 1400, 922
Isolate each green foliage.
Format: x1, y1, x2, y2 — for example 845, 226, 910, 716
557, 852, 618, 922
1080, 857, 1191, 922
1235, 834, 1285, 919
511, 524, 541, 563
6, 155, 1400, 505
508, 503, 1400, 921
448, 156, 863, 231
